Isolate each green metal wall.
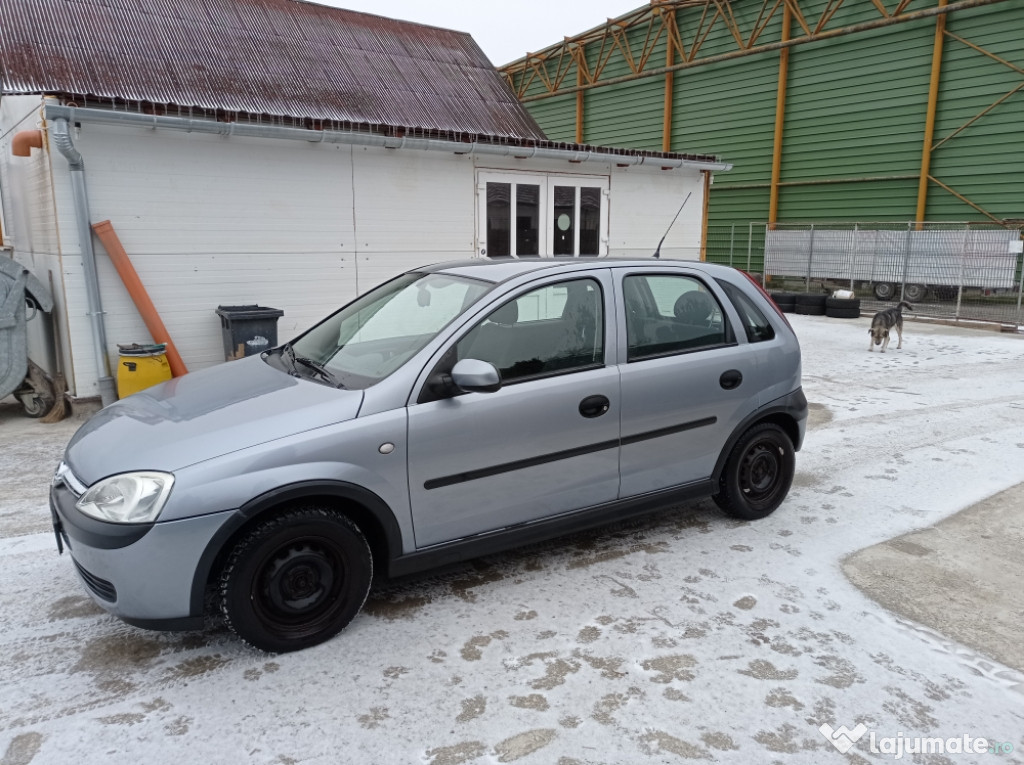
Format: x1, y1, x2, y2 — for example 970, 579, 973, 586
516, 0, 1024, 255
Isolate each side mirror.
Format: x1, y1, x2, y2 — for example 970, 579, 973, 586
450, 359, 501, 394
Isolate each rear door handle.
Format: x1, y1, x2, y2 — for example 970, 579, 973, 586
579, 394, 610, 418
719, 370, 743, 390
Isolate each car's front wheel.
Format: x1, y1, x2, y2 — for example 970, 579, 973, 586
713, 423, 795, 521
220, 507, 372, 652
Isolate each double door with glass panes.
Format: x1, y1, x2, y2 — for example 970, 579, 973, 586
478, 172, 608, 258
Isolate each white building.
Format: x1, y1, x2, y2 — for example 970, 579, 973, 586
0, 0, 730, 405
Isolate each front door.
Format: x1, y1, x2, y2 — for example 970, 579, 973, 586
407, 273, 619, 548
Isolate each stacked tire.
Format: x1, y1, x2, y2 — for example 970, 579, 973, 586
769, 292, 798, 313
825, 296, 861, 319
794, 294, 827, 316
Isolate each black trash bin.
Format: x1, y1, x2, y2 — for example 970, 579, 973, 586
215, 305, 284, 361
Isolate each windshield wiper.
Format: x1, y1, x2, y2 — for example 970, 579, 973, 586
279, 343, 342, 388
293, 355, 343, 388
281, 342, 299, 374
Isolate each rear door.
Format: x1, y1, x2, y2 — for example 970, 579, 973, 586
615, 268, 761, 497
407, 271, 620, 548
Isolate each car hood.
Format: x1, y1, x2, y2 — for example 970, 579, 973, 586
66, 355, 364, 483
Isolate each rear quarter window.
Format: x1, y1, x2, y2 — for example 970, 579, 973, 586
716, 279, 776, 343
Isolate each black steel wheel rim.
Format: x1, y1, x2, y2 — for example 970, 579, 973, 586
252, 536, 347, 638
739, 439, 783, 507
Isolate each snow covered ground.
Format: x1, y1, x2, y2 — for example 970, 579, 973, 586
1, 314, 1023, 765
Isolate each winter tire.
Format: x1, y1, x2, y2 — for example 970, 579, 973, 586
825, 297, 860, 310
713, 422, 795, 521
769, 292, 797, 311
220, 508, 372, 653
825, 297, 861, 319
794, 294, 826, 315
826, 307, 861, 319
795, 293, 827, 307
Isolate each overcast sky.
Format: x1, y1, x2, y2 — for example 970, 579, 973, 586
314, 0, 639, 67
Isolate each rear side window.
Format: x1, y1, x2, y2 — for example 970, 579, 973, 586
716, 279, 776, 343
623, 274, 731, 361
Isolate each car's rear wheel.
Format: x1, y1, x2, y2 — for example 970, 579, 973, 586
714, 423, 795, 521
220, 508, 372, 653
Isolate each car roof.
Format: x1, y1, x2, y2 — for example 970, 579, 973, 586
418, 258, 734, 285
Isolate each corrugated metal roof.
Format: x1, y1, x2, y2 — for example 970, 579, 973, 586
0, 0, 548, 140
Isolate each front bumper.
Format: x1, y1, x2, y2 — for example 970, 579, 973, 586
50, 468, 235, 630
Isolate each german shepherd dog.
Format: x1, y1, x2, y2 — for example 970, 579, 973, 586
869, 301, 913, 352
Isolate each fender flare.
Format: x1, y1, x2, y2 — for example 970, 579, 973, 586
711, 388, 807, 486
188, 480, 404, 617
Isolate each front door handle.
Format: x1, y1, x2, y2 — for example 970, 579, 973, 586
579, 394, 610, 418
719, 369, 743, 390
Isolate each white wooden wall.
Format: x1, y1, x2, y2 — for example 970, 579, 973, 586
1, 102, 708, 399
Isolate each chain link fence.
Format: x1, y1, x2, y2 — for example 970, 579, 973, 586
706, 222, 1024, 326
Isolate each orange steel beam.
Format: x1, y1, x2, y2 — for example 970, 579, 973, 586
768, 3, 792, 227
927, 176, 1003, 223
504, 0, 1009, 102
932, 81, 1024, 151
662, 10, 676, 152
700, 170, 711, 261
721, 174, 920, 189
576, 58, 585, 143
92, 220, 188, 377
944, 29, 1024, 74
916, 0, 948, 226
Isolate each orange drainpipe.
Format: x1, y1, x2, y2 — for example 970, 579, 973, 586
12, 129, 44, 157
6, 130, 46, 247
91, 220, 188, 377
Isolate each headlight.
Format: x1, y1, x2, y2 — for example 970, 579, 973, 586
76, 472, 175, 524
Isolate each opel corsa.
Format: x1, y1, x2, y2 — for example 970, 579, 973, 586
51, 259, 807, 652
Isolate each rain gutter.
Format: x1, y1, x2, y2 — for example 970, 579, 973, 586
42, 105, 732, 173
49, 117, 118, 407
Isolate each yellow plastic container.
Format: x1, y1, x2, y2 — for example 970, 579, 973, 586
117, 344, 172, 398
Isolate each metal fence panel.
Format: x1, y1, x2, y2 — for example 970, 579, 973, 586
711, 221, 1024, 326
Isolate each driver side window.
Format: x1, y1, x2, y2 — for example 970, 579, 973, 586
457, 278, 604, 384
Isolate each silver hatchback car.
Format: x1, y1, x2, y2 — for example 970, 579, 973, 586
51, 259, 806, 652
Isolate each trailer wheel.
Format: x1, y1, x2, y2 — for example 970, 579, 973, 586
903, 283, 928, 302
873, 282, 896, 300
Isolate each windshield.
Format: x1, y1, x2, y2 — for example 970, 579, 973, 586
287, 272, 492, 389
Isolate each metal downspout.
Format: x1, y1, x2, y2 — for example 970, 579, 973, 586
50, 118, 117, 406
916, 0, 949, 227
768, 3, 792, 228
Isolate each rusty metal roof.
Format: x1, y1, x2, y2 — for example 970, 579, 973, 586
0, 0, 547, 140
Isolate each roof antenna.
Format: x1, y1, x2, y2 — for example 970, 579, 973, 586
653, 191, 692, 259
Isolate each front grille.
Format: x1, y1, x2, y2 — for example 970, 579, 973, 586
73, 560, 117, 603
